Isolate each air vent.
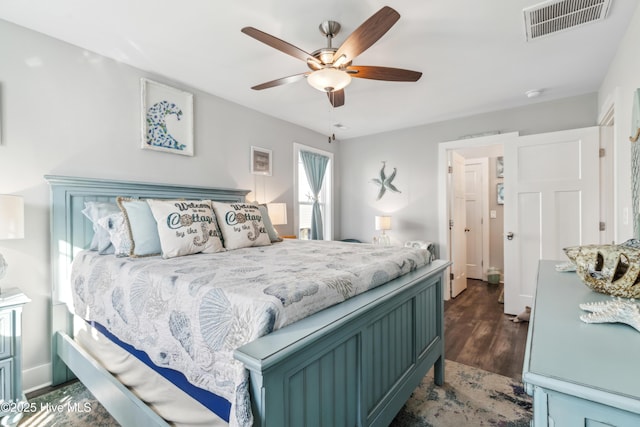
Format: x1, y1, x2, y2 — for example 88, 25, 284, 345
524, 0, 612, 41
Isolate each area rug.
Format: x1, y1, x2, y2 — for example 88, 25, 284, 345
391, 360, 532, 427
19, 380, 115, 426
19, 360, 531, 426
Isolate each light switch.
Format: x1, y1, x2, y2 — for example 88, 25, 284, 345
490, 210, 497, 219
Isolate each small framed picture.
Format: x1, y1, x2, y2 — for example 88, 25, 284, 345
497, 183, 505, 205
141, 78, 194, 156
251, 146, 272, 176
496, 156, 504, 178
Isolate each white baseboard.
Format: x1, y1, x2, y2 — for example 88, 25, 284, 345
23, 362, 52, 394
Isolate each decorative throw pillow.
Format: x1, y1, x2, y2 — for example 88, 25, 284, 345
211, 202, 271, 250
97, 212, 132, 257
257, 204, 283, 243
116, 197, 162, 257
81, 201, 121, 254
147, 199, 225, 258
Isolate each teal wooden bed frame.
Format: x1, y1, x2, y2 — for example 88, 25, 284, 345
46, 175, 448, 427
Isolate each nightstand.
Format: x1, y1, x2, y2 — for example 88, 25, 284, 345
0, 288, 30, 426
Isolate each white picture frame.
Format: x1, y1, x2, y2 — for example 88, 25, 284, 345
141, 78, 194, 156
497, 183, 505, 205
251, 146, 272, 176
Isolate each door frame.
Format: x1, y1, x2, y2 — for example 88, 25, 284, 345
438, 132, 519, 300
598, 100, 615, 245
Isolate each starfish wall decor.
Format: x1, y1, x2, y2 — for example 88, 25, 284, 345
371, 161, 401, 201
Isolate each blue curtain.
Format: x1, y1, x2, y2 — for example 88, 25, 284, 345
300, 150, 329, 240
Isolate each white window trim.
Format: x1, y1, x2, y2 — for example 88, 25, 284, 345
293, 142, 334, 240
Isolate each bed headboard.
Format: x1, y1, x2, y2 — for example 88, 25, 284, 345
46, 175, 249, 382
46, 175, 249, 302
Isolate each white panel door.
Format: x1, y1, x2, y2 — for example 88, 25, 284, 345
503, 127, 600, 314
465, 160, 485, 280
450, 151, 467, 298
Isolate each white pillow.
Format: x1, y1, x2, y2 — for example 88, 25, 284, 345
258, 204, 283, 243
116, 197, 162, 257
147, 199, 225, 258
96, 212, 132, 257
211, 201, 271, 250
81, 201, 121, 253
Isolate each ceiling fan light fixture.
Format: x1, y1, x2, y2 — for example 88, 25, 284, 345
333, 54, 349, 68
307, 68, 351, 92
315, 48, 336, 65
242, 6, 420, 106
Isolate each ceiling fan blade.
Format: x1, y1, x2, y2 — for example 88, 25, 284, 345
332, 6, 400, 65
347, 65, 422, 82
251, 73, 309, 90
327, 89, 345, 107
241, 27, 320, 66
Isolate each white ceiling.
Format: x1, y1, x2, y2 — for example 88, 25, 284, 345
0, 0, 637, 139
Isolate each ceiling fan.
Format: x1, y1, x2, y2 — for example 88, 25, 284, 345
241, 6, 422, 108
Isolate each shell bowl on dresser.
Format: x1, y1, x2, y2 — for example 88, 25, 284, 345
564, 239, 640, 299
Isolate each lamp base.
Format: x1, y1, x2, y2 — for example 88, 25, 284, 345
373, 233, 390, 246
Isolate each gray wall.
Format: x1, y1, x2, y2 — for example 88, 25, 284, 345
598, 3, 640, 243
0, 19, 335, 390
337, 94, 598, 250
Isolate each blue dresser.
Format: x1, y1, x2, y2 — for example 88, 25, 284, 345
523, 260, 640, 426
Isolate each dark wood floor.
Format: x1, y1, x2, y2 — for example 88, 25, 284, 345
444, 279, 529, 381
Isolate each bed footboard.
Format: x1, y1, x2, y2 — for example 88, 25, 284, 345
235, 260, 448, 427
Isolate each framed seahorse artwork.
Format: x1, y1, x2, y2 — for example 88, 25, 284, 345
141, 78, 194, 156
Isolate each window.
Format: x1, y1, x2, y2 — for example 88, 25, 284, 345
293, 143, 333, 240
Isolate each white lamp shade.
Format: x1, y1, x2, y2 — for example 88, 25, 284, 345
267, 203, 287, 225
307, 68, 352, 92
0, 195, 24, 239
375, 215, 391, 231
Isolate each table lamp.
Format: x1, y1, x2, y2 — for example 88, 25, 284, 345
0, 195, 24, 280
375, 215, 391, 246
266, 203, 287, 225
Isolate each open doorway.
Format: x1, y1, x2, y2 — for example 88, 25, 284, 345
452, 150, 505, 289
440, 127, 606, 316
438, 133, 514, 300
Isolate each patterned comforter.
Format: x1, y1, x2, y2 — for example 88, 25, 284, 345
70, 239, 431, 426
